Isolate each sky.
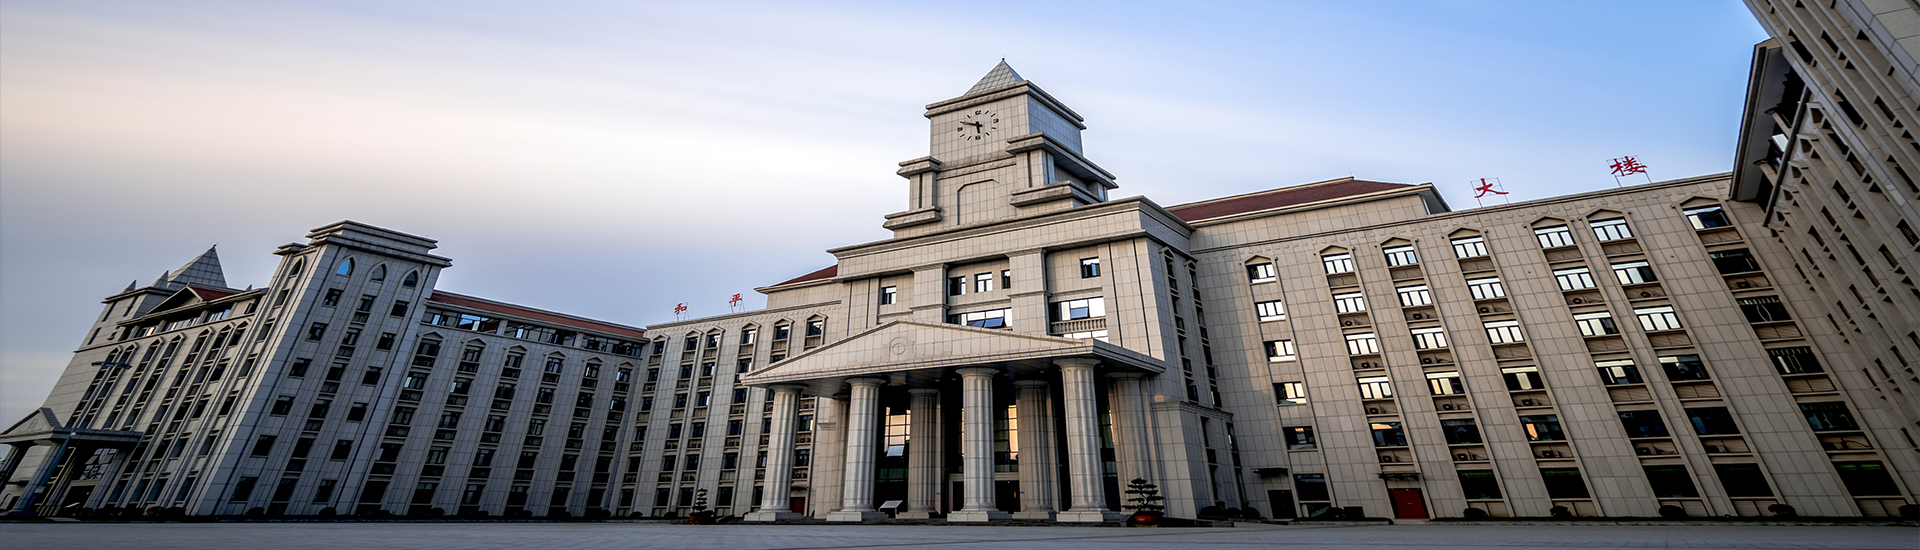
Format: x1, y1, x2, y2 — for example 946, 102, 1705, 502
0, 0, 1769, 423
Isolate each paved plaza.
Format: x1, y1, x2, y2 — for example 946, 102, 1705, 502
0, 522, 1912, 550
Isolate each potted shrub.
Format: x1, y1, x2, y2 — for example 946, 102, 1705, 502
1122, 478, 1165, 527
1767, 503, 1796, 517
686, 489, 716, 525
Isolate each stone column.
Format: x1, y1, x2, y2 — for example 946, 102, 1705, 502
1057, 359, 1122, 522
828, 378, 887, 522
1108, 373, 1154, 492
948, 367, 1008, 522
900, 388, 942, 519
746, 385, 806, 522
0, 443, 30, 490
8, 439, 68, 516
1012, 379, 1058, 519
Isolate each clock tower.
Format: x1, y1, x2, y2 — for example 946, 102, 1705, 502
883, 61, 1118, 237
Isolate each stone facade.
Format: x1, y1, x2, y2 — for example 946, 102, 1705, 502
4, 53, 1917, 521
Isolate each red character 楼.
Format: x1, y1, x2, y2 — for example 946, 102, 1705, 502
1609, 156, 1648, 177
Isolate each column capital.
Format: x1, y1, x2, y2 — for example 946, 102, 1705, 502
955, 366, 1000, 378
907, 388, 941, 397
1012, 379, 1051, 390
845, 377, 886, 388
1054, 357, 1100, 370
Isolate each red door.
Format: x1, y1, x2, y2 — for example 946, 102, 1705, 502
790, 497, 807, 516
1389, 488, 1428, 519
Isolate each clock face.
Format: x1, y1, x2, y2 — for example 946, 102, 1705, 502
954, 109, 999, 141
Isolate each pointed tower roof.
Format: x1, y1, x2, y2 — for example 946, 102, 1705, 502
163, 246, 227, 289
965, 60, 1024, 95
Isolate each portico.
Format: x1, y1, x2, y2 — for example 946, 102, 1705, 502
740, 321, 1159, 522
0, 408, 142, 516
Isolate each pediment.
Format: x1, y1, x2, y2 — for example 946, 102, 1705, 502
2, 408, 61, 436
741, 321, 1161, 390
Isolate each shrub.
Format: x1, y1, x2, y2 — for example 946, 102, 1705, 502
512, 509, 534, 518
1238, 507, 1263, 520
1766, 503, 1796, 517
427, 507, 446, 518
628, 512, 647, 519
1122, 479, 1165, 515
1657, 505, 1687, 519
1462, 507, 1488, 519
1549, 505, 1571, 518
1198, 505, 1225, 519
95, 505, 121, 519
316, 508, 338, 518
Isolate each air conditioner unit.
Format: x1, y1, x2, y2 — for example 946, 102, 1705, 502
1569, 298, 1583, 304
1422, 357, 1434, 364
1636, 447, 1653, 455
1367, 407, 1382, 415
1360, 362, 1374, 369
1411, 313, 1425, 319
1441, 403, 1456, 411
1342, 320, 1354, 326
1379, 455, 1396, 463
1455, 453, 1469, 461
1640, 291, 1652, 298
1520, 399, 1537, 406
1736, 281, 1751, 288
1479, 307, 1491, 313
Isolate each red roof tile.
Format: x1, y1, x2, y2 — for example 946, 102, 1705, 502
770, 265, 837, 287
1167, 179, 1413, 222
428, 292, 647, 340
187, 286, 238, 301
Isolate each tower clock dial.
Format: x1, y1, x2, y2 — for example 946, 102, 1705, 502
955, 109, 999, 141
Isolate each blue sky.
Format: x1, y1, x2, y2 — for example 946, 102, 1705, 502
0, 1, 1767, 421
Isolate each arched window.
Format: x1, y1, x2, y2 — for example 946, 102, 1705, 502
286, 258, 305, 282
336, 258, 355, 276
403, 271, 419, 288
370, 264, 387, 282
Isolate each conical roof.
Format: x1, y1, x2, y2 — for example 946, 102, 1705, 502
965, 60, 1024, 95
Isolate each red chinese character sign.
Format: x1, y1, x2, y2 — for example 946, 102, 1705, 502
673, 302, 688, 320
728, 293, 744, 312
1469, 177, 1510, 207
1609, 155, 1651, 186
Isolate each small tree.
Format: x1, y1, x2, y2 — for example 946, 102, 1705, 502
1122, 478, 1164, 515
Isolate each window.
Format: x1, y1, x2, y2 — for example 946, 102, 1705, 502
403, 372, 429, 390
1709, 249, 1760, 274
390, 406, 415, 426
1712, 464, 1772, 497
1246, 262, 1276, 283
1001, 269, 1011, 290
1643, 465, 1699, 498
1052, 297, 1106, 321
1459, 470, 1502, 500
1573, 311, 1619, 336
1683, 205, 1730, 229
1410, 327, 1447, 350
1332, 292, 1366, 313
1520, 415, 1565, 441
1293, 474, 1329, 501
1284, 426, 1315, 450
346, 402, 367, 421
1618, 410, 1669, 438
1540, 468, 1590, 499
974, 273, 993, 293
1500, 366, 1543, 391
1344, 332, 1380, 355
1265, 340, 1297, 362
878, 286, 896, 305
330, 440, 353, 460
336, 258, 354, 276
1382, 245, 1418, 266
1451, 236, 1488, 258
949, 308, 1010, 329
1441, 418, 1481, 444
1631, 305, 1681, 332
1610, 261, 1658, 285
1594, 359, 1642, 385
1357, 376, 1393, 399
230, 477, 258, 501
1276, 381, 1306, 404
323, 289, 343, 307
376, 333, 395, 350
806, 319, 824, 337
1466, 277, 1505, 300
271, 396, 295, 416
1255, 300, 1286, 321
1833, 461, 1898, 496
251, 435, 277, 456
1659, 354, 1709, 380
772, 323, 791, 341
1553, 267, 1597, 291
1370, 421, 1406, 447
948, 276, 966, 296
1396, 284, 1432, 307
1589, 218, 1633, 241
1686, 407, 1740, 435
1484, 320, 1524, 343
1738, 296, 1790, 322
1799, 402, 1858, 431
1426, 371, 1464, 395
307, 322, 328, 341
1321, 253, 1353, 274
1080, 258, 1101, 278
402, 271, 418, 287
1767, 347, 1822, 374
1534, 225, 1575, 248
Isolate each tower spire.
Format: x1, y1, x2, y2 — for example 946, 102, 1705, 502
163, 245, 227, 289
965, 60, 1024, 95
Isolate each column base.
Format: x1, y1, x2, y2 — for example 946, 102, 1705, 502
946, 509, 1012, 522
744, 510, 804, 522
1011, 510, 1056, 520
1055, 509, 1127, 523
895, 511, 939, 519
825, 510, 889, 522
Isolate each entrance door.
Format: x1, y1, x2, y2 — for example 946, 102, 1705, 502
790, 497, 806, 515
1389, 488, 1428, 519
1267, 490, 1296, 519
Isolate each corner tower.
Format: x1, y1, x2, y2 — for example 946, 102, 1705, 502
884, 61, 1119, 237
